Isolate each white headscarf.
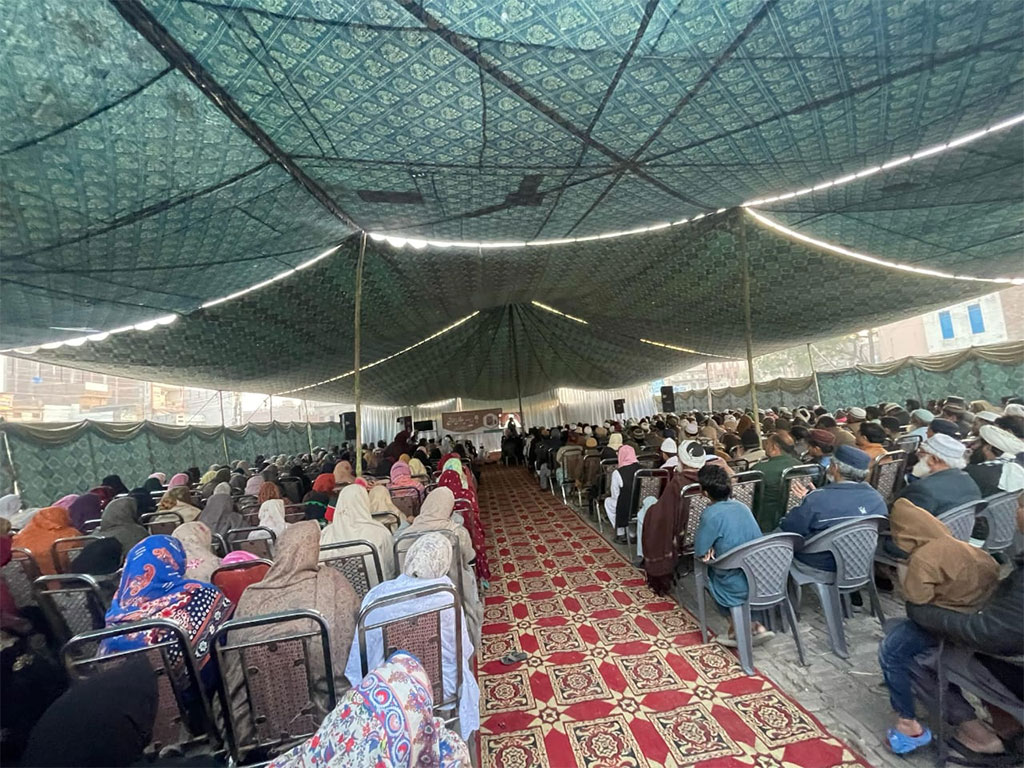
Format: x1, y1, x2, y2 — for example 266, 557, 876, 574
213, 482, 232, 496
255, 499, 288, 537
403, 532, 453, 579
320, 484, 395, 578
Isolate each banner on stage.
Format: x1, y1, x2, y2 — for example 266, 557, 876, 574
441, 408, 502, 433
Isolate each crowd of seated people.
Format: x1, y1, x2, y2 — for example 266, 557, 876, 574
520, 394, 1024, 761
0, 432, 488, 766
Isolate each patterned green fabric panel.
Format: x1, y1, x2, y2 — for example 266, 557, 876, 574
6, 432, 99, 507
25, 210, 999, 404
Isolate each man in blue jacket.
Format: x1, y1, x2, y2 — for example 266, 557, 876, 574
781, 444, 887, 571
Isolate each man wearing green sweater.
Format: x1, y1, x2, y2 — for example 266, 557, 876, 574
755, 431, 801, 532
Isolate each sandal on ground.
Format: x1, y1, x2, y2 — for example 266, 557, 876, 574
714, 635, 738, 648
500, 651, 528, 665
751, 629, 775, 646
887, 727, 932, 755
946, 737, 1017, 767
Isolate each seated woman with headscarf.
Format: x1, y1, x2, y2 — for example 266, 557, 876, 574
301, 473, 336, 523
398, 488, 483, 646
97, 497, 148, 560
153, 486, 201, 525
333, 460, 356, 488
167, 472, 191, 490
320, 485, 395, 580
68, 492, 103, 532
344, 533, 480, 742
101, 474, 131, 498
390, 460, 424, 494
249, 483, 289, 545
437, 468, 490, 587
407, 456, 429, 481
200, 468, 232, 501
13, 506, 81, 575
199, 492, 243, 541
605, 444, 641, 543
368, 484, 406, 532
243, 473, 264, 498
228, 521, 358, 748
173, 521, 222, 582
269, 652, 470, 768
103, 536, 232, 683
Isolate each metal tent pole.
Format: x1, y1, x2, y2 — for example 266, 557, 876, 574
353, 232, 367, 477
218, 390, 229, 463
303, 399, 314, 456
739, 215, 761, 445
509, 306, 525, 427
807, 343, 823, 406
705, 362, 713, 412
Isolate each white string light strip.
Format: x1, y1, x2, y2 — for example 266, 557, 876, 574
276, 311, 481, 395
746, 209, 1024, 284
742, 113, 1024, 207
4, 244, 343, 354
530, 299, 728, 358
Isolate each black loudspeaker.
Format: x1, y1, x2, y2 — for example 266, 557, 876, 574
661, 385, 676, 413
613, 398, 625, 415
413, 419, 435, 432
340, 411, 357, 440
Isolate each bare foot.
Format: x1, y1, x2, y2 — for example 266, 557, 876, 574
957, 720, 1004, 754
896, 718, 925, 738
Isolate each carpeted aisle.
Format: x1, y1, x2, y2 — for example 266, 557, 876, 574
476, 465, 867, 768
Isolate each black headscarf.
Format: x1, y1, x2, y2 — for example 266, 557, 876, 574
21, 657, 157, 767
129, 487, 156, 517
71, 537, 123, 576
101, 475, 130, 497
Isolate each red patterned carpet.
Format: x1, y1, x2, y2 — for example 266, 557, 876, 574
476, 464, 867, 768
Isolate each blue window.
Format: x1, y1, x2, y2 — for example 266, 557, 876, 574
938, 310, 954, 340
967, 303, 985, 334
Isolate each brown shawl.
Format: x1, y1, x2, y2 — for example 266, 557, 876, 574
641, 468, 701, 595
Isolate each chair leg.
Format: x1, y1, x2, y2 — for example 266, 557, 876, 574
867, 580, 886, 626
815, 583, 849, 659
935, 641, 948, 767
695, 570, 708, 644
782, 597, 807, 667
733, 603, 755, 676
840, 592, 853, 619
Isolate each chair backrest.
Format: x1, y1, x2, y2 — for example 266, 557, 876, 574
780, 464, 826, 511
679, 485, 711, 553
33, 573, 108, 644
51, 535, 104, 574
727, 458, 749, 473
237, 495, 259, 512
3, 548, 41, 608
798, 516, 886, 590
711, 532, 801, 609
867, 450, 907, 503
896, 434, 922, 454
210, 560, 273, 604
139, 511, 185, 536
936, 499, 987, 542
394, 530, 464, 600
283, 504, 307, 524
279, 477, 304, 504
226, 527, 277, 560
600, 458, 617, 496
452, 498, 474, 521
390, 486, 422, 519
628, 468, 669, 518
80, 518, 103, 534
559, 447, 584, 479
423, 482, 439, 495
319, 540, 384, 600
371, 512, 402, 533
731, 470, 763, 511
977, 491, 1022, 553
213, 610, 335, 765
62, 619, 218, 755
211, 533, 229, 558
357, 583, 461, 717
636, 452, 661, 469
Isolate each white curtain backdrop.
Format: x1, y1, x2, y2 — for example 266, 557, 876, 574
329, 383, 657, 453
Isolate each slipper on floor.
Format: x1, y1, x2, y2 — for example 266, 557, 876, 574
714, 635, 738, 648
752, 630, 776, 647
887, 727, 932, 755
500, 651, 528, 665
947, 737, 1018, 767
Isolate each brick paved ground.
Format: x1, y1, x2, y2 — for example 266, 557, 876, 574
552, 487, 937, 768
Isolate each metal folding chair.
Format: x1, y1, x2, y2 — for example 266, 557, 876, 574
62, 619, 219, 756
319, 540, 384, 600
226, 527, 277, 560
558, 447, 583, 506
51, 535, 104, 575
211, 560, 272, 604
3, 548, 41, 609
357, 583, 462, 729
371, 512, 402, 532
33, 573, 108, 644
139, 511, 185, 537
788, 516, 887, 659
596, 458, 618, 532
780, 464, 826, 512
80, 518, 103, 534
731, 470, 763, 511
625, 468, 669, 556
867, 450, 907, 504
679, 486, 711, 558
283, 504, 307, 524
279, 477, 304, 504
727, 458, 750, 473
895, 434, 922, 455
213, 610, 336, 766
394, 530, 464, 600
636, 452, 661, 469
695, 532, 806, 675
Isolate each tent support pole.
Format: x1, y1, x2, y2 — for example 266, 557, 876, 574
353, 231, 367, 477
509, 305, 525, 427
739, 215, 761, 445
269, 396, 274, 424
304, 399, 314, 456
218, 390, 229, 463
807, 343, 823, 406
705, 362, 713, 412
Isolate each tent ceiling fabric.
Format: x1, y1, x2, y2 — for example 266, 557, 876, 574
18, 210, 1001, 405
1, 0, 1022, 400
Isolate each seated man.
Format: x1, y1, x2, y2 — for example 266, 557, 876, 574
659, 437, 679, 471
877, 504, 1022, 758
966, 424, 1024, 497
754, 431, 801, 532
781, 445, 887, 571
817, 414, 856, 447
693, 464, 772, 648
896, 433, 981, 516
804, 428, 835, 485
907, 408, 933, 439
855, 422, 889, 462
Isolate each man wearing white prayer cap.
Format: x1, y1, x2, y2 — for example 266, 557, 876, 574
659, 437, 679, 470
966, 425, 1024, 496
846, 406, 867, 436
908, 409, 934, 439
895, 434, 981, 517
